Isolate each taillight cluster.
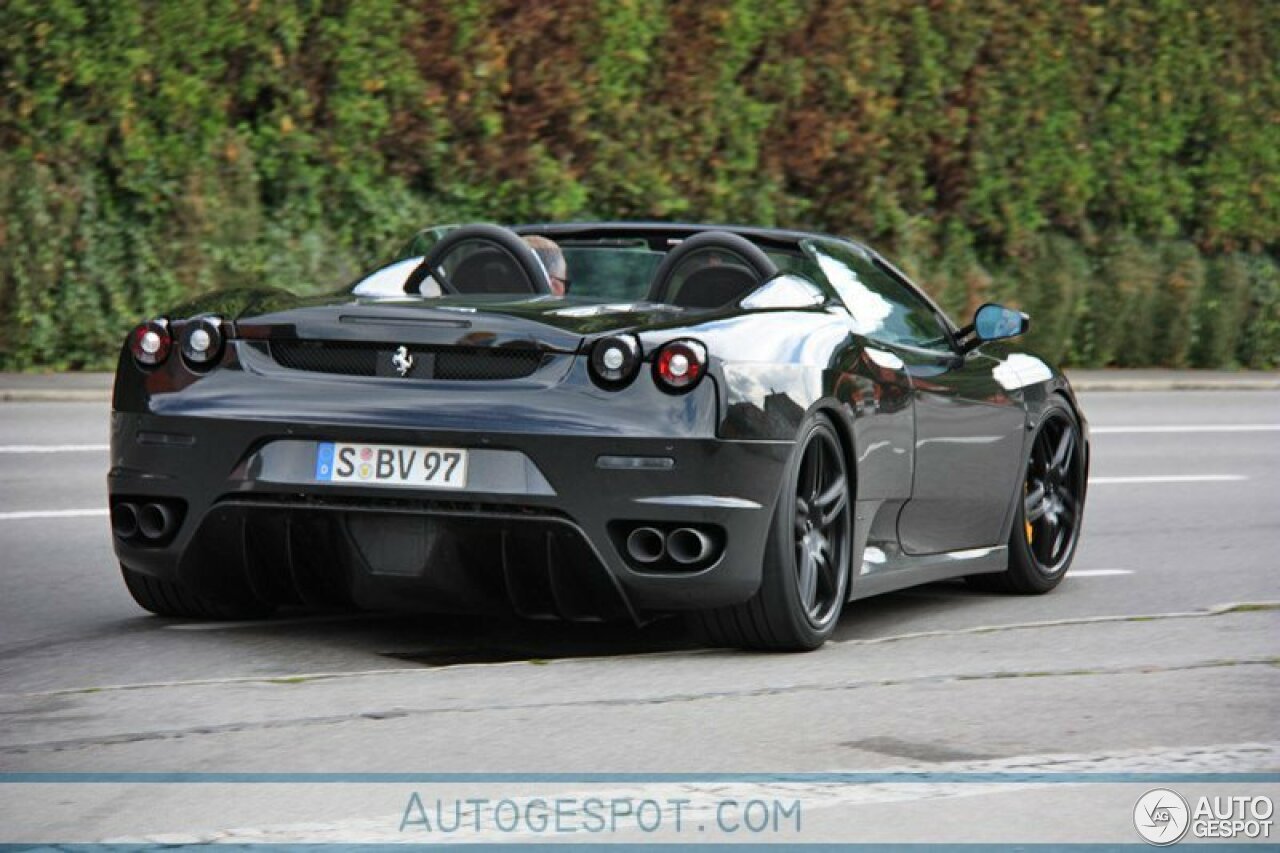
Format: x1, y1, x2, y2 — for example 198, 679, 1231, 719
588, 335, 708, 394
128, 316, 226, 370
652, 339, 706, 392
128, 320, 171, 367
589, 335, 642, 387
178, 317, 225, 368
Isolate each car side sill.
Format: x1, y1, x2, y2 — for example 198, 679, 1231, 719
849, 544, 1008, 601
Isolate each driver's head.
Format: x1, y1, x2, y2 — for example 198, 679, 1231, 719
522, 235, 568, 296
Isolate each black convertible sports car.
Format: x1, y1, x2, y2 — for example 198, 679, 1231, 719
109, 222, 1088, 650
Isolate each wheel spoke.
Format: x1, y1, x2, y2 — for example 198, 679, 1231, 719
1051, 426, 1075, 475
1050, 525, 1067, 562
810, 439, 824, 496
1034, 429, 1052, 473
815, 540, 838, 595
800, 449, 819, 499
794, 497, 810, 535
1047, 510, 1066, 554
1024, 484, 1047, 521
815, 476, 848, 526
1058, 495, 1076, 525
797, 549, 818, 611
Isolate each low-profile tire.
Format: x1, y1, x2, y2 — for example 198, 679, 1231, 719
967, 398, 1086, 594
689, 416, 852, 651
121, 565, 276, 620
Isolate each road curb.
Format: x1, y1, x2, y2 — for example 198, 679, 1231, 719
1, 389, 113, 403
1069, 378, 1280, 392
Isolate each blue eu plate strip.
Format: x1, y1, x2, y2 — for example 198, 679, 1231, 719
314, 442, 335, 481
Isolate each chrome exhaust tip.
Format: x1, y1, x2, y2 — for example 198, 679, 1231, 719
111, 502, 140, 539
625, 527, 666, 564
667, 527, 714, 565
137, 502, 175, 541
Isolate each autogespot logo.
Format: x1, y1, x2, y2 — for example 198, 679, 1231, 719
1135, 788, 1191, 845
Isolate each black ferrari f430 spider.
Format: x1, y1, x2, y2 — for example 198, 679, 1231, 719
110, 223, 1088, 650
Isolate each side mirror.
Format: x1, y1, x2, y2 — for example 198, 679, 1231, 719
968, 303, 1029, 347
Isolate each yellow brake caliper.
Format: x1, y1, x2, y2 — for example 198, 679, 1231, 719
1024, 483, 1034, 543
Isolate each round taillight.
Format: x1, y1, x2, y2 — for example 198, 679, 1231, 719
653, 339, 707, 393
128, 320, 171, 367
589, 335, 641, 388
180, 316, 224, 368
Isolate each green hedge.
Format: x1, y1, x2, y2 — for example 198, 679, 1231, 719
1, 0, 1276, 369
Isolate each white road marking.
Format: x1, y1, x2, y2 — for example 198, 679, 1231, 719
1091, 424, 1280, 434
1089, 474, 1248, 485
0, 509, 108, 521
1068, 569, 1133, 577
0, 443, 109, 453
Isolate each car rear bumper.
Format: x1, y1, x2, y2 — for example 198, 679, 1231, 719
109, 410, 792, 619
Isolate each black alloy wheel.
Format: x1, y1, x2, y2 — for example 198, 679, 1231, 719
1022, 411, 1085, 574
691, 416, 852, 650
969, 400, 1086, 594
792, 425, 851, 629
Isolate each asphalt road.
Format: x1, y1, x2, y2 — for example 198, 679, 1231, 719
1, 391, 1277, 842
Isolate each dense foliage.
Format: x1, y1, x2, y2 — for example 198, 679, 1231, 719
2, 0, 1276, 369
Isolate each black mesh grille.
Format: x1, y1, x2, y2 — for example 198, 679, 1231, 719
269, 340, 544, 381
272, 341, 378, 376
435, 348, 542, 380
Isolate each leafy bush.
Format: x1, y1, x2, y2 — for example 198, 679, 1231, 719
1238, 256, 1280, 370
1074, 234, 1161, 368
1191, 255, 1252, 369
0, 0, 1276, 368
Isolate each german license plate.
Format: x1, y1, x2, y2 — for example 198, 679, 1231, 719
315, 442, 468, 489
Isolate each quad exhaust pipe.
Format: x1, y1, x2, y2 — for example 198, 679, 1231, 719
624, 525, 718, 567
113, 501, 179, 542
625, 527, 666, 564
667, 527, 714, 565
138, 502, 176, 541
111, 502, 140, 539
